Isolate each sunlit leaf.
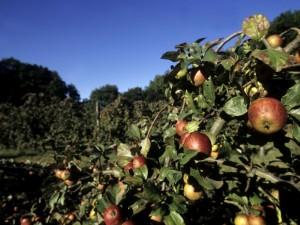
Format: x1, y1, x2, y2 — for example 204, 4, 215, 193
164, 211, 185, 225
134, 165, 148, 179
140, 138, 151, 157
251, 49, 289, 72
226, 193, 249, 206
285, 139, 300, 156
203, 78, 215, 107
282, 82, 300, 110
289, 108, 300, 122
185, 121, 199, 133
130, 199, 148, 215
127, 124, 141, 140
292, 123, 300, 143
223, 96, 247, 116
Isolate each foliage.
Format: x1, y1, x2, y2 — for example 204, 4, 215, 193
0, 94, 91, 151
144, 74, 168, 102
122, 87, 144, 103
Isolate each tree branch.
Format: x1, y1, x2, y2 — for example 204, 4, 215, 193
216, 31, 243, 52
201, 158, 300, 191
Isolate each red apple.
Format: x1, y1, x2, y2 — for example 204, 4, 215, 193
266, 34, 283, 48
295, 50, 300, 64
20, 217, 31, 225
247, 215, 266, 225
123, 161, 133, 171
248, 97, 287, 134
122, 220, 135, 225
180, 132, 212, 155
176, 120, 188, 136
193, 69, 206, 86
103, 205, 122, 225
132, 156, 146, 169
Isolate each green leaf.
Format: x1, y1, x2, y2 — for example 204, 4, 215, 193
251, 49, 289, 72
117, 143, 132, 158
134, 165, 148, 179
252, 148, 283, 166
161, 51, 180, 62
164, 211, 186, 225
176, 68, 188, 79
163, 127, 176, 140
123, 176, 144, 185
169, 195, 187, 213
112, 183, 128, 204
130, 199, 148, 215
226, 193, 249, 206
285, 139, 300, 156
117, 143, 133, 167
203, 78, 215, 107
140, 138, 151, 157
95, 198, 108, 213
249, 193, 263, 206
49, 191, 60, 212
179, 150, 199, 165
127, 124, 141, 140
190, 168, 223, 190
135, 183, 161, 203
292, 123, 300, 143
73, 222, 81, 225
282, 82, 300, 110
184, 91, 195, 109
223, 96, 247, 116
159, 144, 178, 164
221, 57, 237, 71
289, 108, 300, 122
159, 168, 182, 185
202, 48, 218, 63
185, 121, 199, 133
195, 94, 209, 109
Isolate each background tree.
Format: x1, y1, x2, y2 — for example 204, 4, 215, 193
0, 58, 69, 105
144, 74, 167, 102
66, 84, 80, 102
122, 87, 144, 103
89, 84, 119, 109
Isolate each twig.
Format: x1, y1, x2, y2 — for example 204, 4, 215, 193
146, 105, 168, 139
224, 199, 245, 212
216, 31, 243, 52
201, 158, 300, 191
283, 27, 300, 53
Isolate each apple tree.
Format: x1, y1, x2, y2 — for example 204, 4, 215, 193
21, 14, 300, 225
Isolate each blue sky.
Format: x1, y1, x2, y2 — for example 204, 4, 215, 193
0, 1, 300, 99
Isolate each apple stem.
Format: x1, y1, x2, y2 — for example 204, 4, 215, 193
209, 116, 226, 138
216, 30, 243, 52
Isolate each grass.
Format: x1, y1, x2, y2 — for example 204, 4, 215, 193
0, 149, 91, 168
